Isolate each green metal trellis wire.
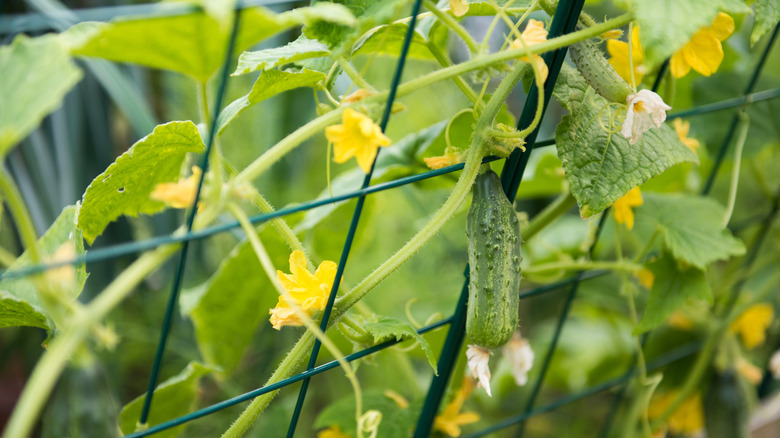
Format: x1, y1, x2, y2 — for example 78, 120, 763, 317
2, 1, 780, 437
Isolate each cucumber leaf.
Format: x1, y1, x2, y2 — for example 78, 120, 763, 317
77, 121, 205, 244
363, 316, 437, 373
553, 65, 699, 218
233, 38, 330, 75
637, 193, 745, 269
751, 0, 780, 46
118, 362, 211, 438
0, 35, 82, 156
635, 252, 712, 334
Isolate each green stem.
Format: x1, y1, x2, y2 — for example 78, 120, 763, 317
2, 245, 179, 438
721, 111, 749, 228
234, 13, 632, 185
0, 245, 17, 267
0, 169, 40, 262
223, 57, 529, 438
521, 191, 576, 240
523, 259, 642, 275
425, 41, 481, 107
337, 56, 376, 92
198, 81, 223, 191
423, 0, 479, 53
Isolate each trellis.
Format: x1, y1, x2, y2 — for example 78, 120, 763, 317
2, 0, 780, 437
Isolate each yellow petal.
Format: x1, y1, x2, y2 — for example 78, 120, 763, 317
707, 12, 735, 41
670, 51, 691, 78
682, 32, 723, 76
314, 260, 338, 289
450, 0, 469, 17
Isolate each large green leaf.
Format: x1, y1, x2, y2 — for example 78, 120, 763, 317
296, 120, 448, 232
305, 0, 411, 50
637, 192, 745, 269
553, 65, 699, 218
118, 362, 211, 438
72, 5, 351, 82
352, 23, 434, 59
363, 316, 437, 373
217, 68, 325, 134
752, 0, 780, 45
0, 35, 82, 156
77, 121, 205, 244
233, 38, 330, 76
635, 253, 712, 334
314, 391, 416, 438
629, 0, 751, 67
0, 206, 87, 334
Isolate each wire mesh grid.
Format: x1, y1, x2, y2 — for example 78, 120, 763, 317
2, 0, 780, 437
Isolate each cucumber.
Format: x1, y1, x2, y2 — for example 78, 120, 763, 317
466, 169, 521, 349
569, 37, 632, 103
704, 369, 751, 438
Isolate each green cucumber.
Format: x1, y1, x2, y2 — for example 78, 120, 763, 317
466, 169, 521, 349
569, 37, 632, 103
704, 369, 751, 438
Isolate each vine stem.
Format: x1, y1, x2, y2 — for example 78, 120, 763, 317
338, 56, 376, 92
234, 13, 633, 185
0, 169, 40, 262
721, 110, 749, 228
523, 259, 643, 275
227, 204, 366, 438
423, 0, 479, 53
521, 191, 576, 240
2, 244, 179, 438
221, 57, 529, 437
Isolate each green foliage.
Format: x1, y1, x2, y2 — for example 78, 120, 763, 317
118, 362, 211, 438
553, 65, 698, 218
363, 316, 438, 372
77, 121, 205, 244
635, 252, 712, 334
638, 192, 745, 269
233, 38, 331, 76
0, 35, 82, 156
751, 0, 780, 45
352, 24, 434, 59
305, 0, 411, 50
629, 0, 751, 67
0, 206, 86, 335
217, 68, 326, 135
314, 390, 417, 437
179, 230, 287, 376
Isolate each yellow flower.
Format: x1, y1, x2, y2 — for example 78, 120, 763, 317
730, 303, 775, 349
325, 108, 391, 173
341, 88, 373, 104
450, 0, 469, 17
317, 426, 350, 438
511, 19, 549, 85
607, 25, 646, 84
600, 29, 623, 40
648, 391, 704, 436
674, 119, 701, 153
150, 166, 202, 209
612, 187, 643, 230
670, 13, 734, 78
269, 250, 337, 330
424, 147, 464, 170
434, 378, 480, 437
737, 358, 763, 385
636, 268, 655, 290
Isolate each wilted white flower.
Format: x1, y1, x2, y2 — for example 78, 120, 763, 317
770, 349, 780, 379
621, 89, 671, 144
466, 345, 493, 397
503, 332, 534, 386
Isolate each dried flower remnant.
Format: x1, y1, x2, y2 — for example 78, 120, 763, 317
503, 332, 534, 386
466, 345, 493, 396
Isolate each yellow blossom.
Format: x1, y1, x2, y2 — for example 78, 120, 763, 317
668, 311, 694, 331
671, 13, 734, 78
636, 268, 655, 289
674, 119, 701, 153
511, 19, 549, 85
648, 391, 704, 436
450, 0, 469, 17
737, 358, 763, 385
269, 250, 337, 330
434, 378, 480, 437
317, 426, 350, 438
326, 108, 391, 173
607, 25, 646, 84
424, 147, 465, 170
341, 88, 373, 104
612, 187, 643, 230
730, 303, 775, 349
150, 166, 202, 209
600, 29, 623, 40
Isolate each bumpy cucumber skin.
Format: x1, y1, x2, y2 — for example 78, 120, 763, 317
704, 369, 750, 438
466, 170, 521, 349
569, 38, 632, 103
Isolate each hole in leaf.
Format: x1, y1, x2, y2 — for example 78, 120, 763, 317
117, 187, 125, 193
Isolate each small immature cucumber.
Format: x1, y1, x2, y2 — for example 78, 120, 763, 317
569, 37, 632, 103
466, 169, 521, 349
704, 369, 751, 438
